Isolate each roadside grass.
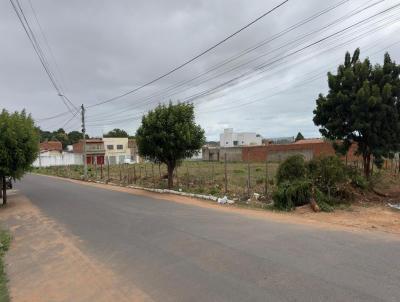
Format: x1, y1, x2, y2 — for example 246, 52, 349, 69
0, 229, 11, 302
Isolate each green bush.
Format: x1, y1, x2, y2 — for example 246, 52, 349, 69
314, 189, 334, 212
308, 155, 347, 198
273, 180, 311, 211
276, 155, 306, 185
347, 167, 368, 190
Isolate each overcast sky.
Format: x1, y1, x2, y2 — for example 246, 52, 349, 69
1, 0, 400, 140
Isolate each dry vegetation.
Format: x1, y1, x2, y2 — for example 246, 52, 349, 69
33, 159, 400, 207
34, 161, 280, 201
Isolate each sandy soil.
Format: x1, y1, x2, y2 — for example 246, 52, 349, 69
42, 174, 400, 237
0, 191, 152, 302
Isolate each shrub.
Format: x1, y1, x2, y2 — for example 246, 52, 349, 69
308, 155, 347, 198
347, 167, 368, 190
273, 180, 312, 211
314, 189, 334, 212
276, 155, 306, 185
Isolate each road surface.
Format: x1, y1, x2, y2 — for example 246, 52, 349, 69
16, 174, 400, 301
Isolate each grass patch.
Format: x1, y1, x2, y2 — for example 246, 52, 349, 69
0, 229, 11, 302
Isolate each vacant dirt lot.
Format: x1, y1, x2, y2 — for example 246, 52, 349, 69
0, 191, 151, 302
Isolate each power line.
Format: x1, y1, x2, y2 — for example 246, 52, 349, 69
40, 0, 350, 123
61, 108, 82, 129
87, 0, 290, 108
87, 2, 399, 124
86, 0, 385, 121
9, 0, 77, 113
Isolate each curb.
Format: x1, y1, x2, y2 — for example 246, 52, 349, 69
89, 180, 235, 204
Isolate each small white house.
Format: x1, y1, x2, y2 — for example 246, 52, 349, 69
219, 128, 262, 147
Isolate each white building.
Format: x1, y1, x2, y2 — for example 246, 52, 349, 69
219, 128, 262, 147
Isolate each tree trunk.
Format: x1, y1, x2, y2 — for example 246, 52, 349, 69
2, 176, 6, 205
167, 164, 174, 189
363, 153, 371, 179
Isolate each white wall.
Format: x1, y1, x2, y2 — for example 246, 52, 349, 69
33, 152, 83, 167
220, 128, 262, 147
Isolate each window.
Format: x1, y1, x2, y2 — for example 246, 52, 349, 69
233, 140, 238, 146
117, 144, 123, 150
226, 142, 228, 144
107, 145, 114, 150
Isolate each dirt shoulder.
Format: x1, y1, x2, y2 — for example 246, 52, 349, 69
0, 191, 152, 302
37, 174, 400, 237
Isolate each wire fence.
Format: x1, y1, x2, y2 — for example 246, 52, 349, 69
35, 160, 280, 201
34, 156, 400, 201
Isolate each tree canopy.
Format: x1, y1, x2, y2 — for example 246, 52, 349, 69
38, 128, 85, 149
0, 109, 39, 203
136, 102, 205, 188
103, 128, 129, 138
313, 49, 400, 177
295, 132, 304, 141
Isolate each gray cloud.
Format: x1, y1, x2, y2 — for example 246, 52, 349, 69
1, 0, 400, 140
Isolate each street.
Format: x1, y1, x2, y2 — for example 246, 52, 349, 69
15, 174, 400, 301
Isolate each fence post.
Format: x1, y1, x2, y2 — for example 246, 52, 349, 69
211, 162, 215, 183
224, 153, 227, 194
176, 167, 179, 187
247, 150, 250, 197
119, 164, 122, 182
152, 163, 155, 188
186, 166, 190, 188
265, 159, 268, 196
144, 165, 147, 178
100, 164, 103, 179
94, 162, 97, 180
133, 165, 137, 184
107, 160, 110, 183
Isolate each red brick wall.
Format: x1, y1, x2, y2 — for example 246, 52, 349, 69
40, 141, 62, 152
242, 142, 361, 162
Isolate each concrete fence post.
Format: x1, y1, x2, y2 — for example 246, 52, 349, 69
107, 160, 110, 183
247, 149, 250, 197
224, 153, 227, 194
265, 159, 268, 196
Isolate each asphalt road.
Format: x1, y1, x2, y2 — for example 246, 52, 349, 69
16, 174, 400, 302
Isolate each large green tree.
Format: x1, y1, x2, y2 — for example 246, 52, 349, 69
53, 128, 69, 149
136, 103, 205, 188
0, 109, 39, 204
67, 131, 84, 145
313, 49, 400, 178
104, 128, 129, 138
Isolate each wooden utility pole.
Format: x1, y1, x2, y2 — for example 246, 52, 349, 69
81, 104, 88, 180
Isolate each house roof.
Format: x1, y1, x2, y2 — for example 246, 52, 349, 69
40, 141, 62, 151
78, 139, 103, 144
